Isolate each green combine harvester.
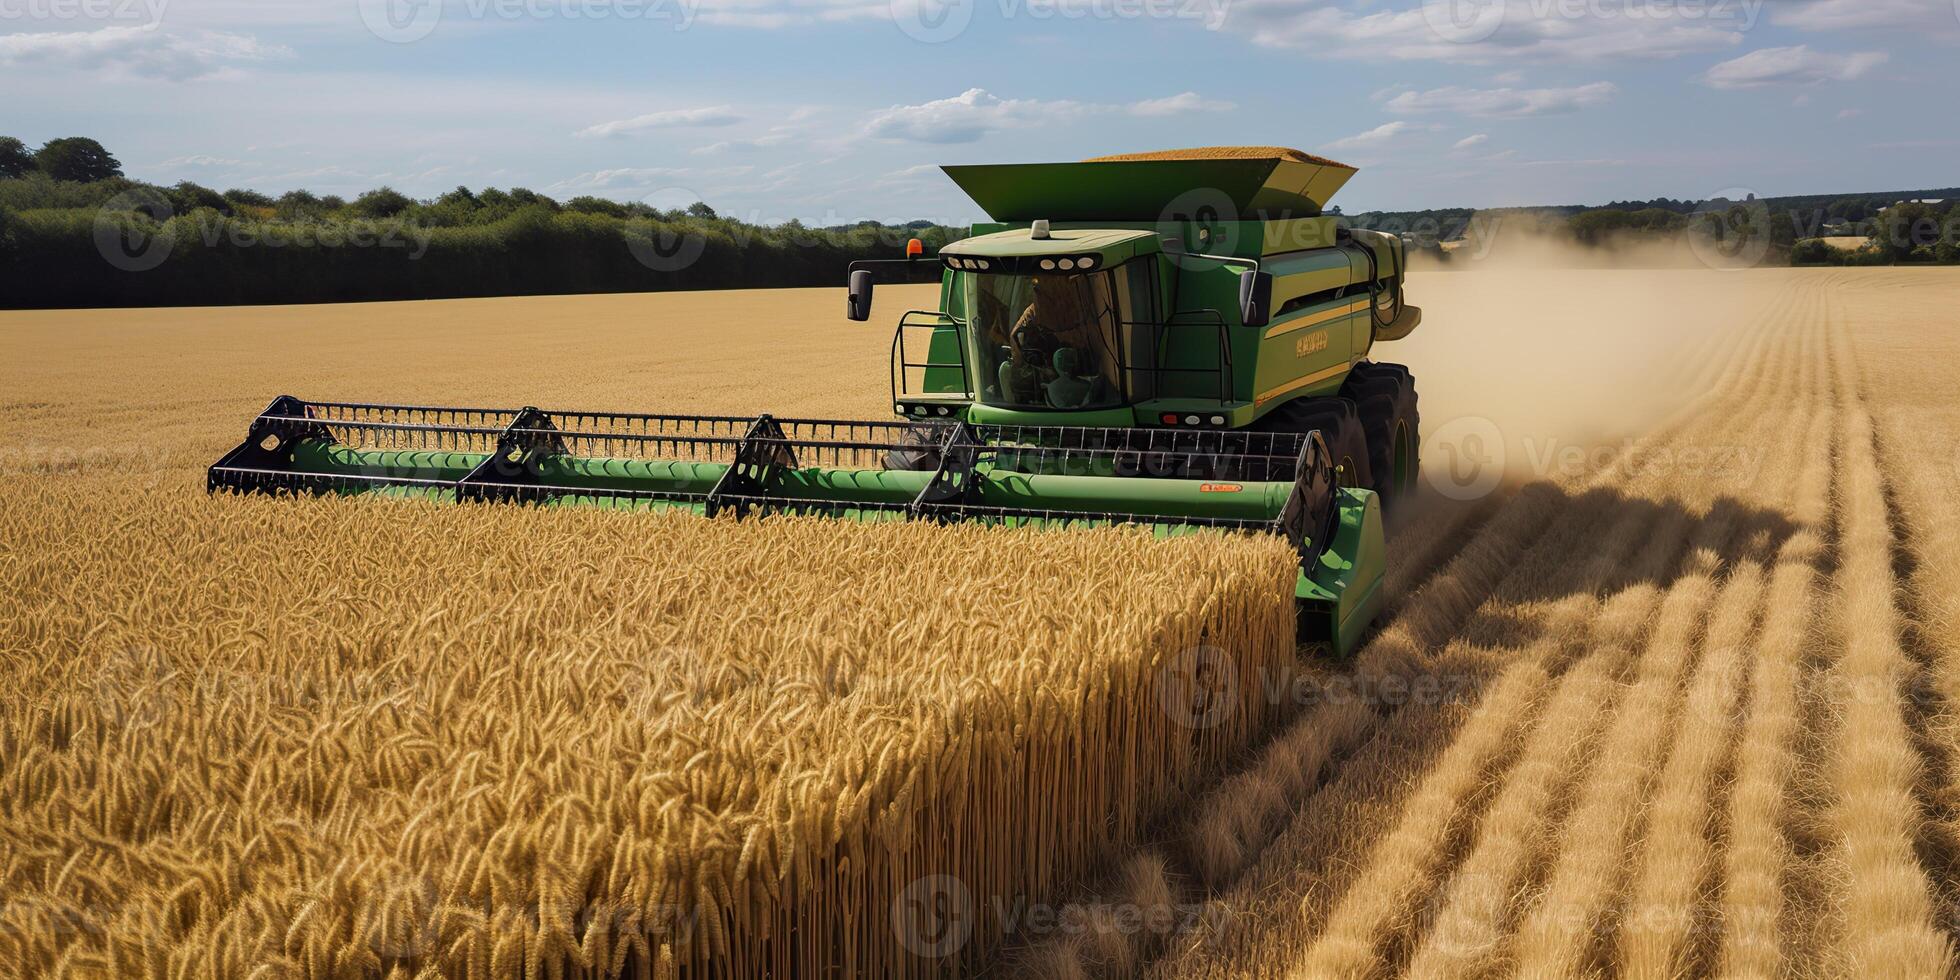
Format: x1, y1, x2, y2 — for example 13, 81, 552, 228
210, 147, 1422, 654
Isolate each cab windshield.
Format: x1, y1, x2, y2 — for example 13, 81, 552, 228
963, 271, 1125, 410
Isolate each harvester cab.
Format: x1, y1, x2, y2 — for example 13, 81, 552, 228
209, 147, 1421, 655
845, 147, 1426, 650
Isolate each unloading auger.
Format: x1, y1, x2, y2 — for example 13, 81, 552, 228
212, 146, 1421, 653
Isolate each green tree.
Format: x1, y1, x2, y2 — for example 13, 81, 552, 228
224, 188, 274, 208
509, 188, 556, 209
169, 181, 232, 215
1871, 202, 1944, 262
276, 189, 329, 219
34, 137, 122, 182
0, 137, 33, 178
352, 186, 414, 218
564, 195, 631, 218
686, 201, 719, 220
1789, 238, 1844, 266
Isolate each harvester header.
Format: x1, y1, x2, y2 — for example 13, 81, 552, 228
211, 146, 1425, 654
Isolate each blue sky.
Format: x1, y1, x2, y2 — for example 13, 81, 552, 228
2, 0, 1953, 222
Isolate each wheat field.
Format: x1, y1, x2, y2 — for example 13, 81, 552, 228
4, 269, 1960, 978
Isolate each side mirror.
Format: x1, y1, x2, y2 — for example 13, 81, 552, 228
1238, 269, 1273, 329
847, 269, 874, 322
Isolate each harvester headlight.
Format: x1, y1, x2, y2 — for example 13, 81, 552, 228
1184, 415, 1200, 425
1039, 259, 1056, 271
1210, 415, 1225, 425
1058, 258, 1075, 270
974, 259, 990, 271
1076, 255, 1096, 269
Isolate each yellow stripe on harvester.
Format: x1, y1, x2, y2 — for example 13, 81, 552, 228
1263, 299, 1368, 339
1255, 363, 1351, 406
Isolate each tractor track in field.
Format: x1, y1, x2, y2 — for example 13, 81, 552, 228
1872, 415, 1960, 936
1842, 295, 1960, 952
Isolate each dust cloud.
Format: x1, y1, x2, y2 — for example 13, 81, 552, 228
1387, 232, 1776, 493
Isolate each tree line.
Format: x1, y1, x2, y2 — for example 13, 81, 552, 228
0, 137, 962, 309
1350, 188, 1960, 266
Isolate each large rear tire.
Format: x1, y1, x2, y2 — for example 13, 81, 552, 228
1343, 362, 1419, 503
1258, 397, 1372, 491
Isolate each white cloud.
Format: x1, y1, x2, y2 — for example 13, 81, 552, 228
1322, 121, 1414, 153
0, 26, 287, 81
866, 89, 1067, 143
547, 167, 696, 191
1385, 82, 1617, 118
1452, 133, 1490, 151
864, 88, 1230, 144
156, 154, 245, 168
692, 133, 795, 154
576, 106, 745, 138
1837, 108, 1863, 120
1701, 46, 1888, 89
1774, 0, 1960, 32
1227, 0, 1745, 64
1129, 92, 1237, 116
692, 0, 893, 27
